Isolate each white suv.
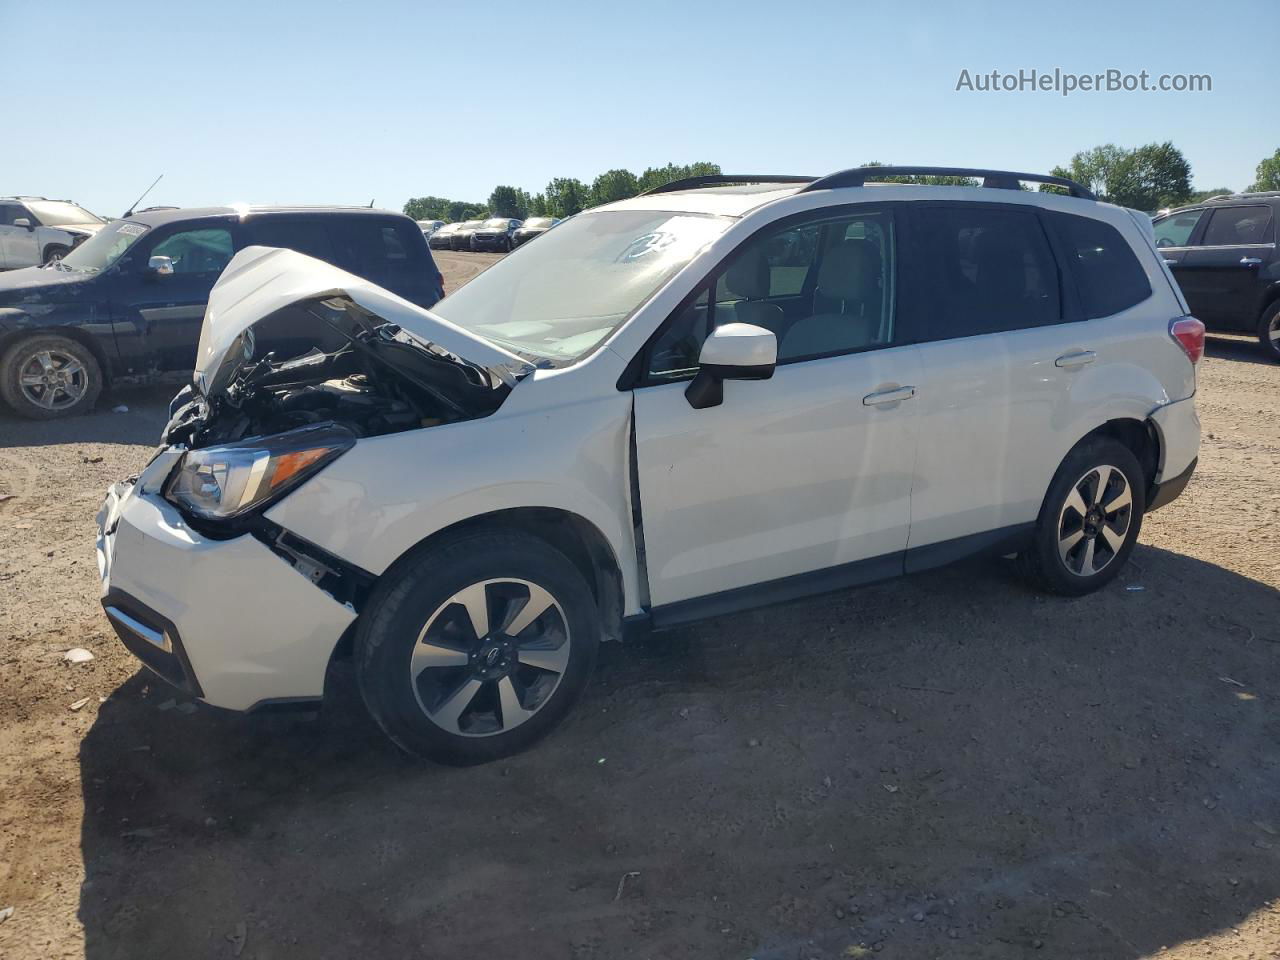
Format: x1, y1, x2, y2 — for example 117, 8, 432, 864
96, 167, 1202, 764
0, 196, 103, 268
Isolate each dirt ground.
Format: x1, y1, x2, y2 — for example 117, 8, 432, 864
1, 250, 1278, 960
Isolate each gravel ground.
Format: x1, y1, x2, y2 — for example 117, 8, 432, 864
1, 251, 1277, 959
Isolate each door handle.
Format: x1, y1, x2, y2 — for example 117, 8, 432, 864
862, 385, 915, 406
1055, 350, 1097, 368
1240, 257, 1263, 266
1163, 258, 1179, 266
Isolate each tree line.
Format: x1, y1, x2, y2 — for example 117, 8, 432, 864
403, 147, 1280, 223
403, 162, 721, 223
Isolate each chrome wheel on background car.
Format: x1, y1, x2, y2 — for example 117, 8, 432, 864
1056, 465, 1133, 577
357, 531, 600, 765
1260, 302, 1280, 363
410, 578, 571, 736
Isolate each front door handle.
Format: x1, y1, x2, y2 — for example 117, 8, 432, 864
1240, 257, 1263, 266
1163, 258, 1179, 266
1055, 350, 1097, 368
862, 385, 916, 406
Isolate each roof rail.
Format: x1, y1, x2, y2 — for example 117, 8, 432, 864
640, 174, 816, 196
800, 166, 1097, 200
1208, 190, 1280, 201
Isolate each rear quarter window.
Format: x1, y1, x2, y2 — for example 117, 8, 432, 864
246, 217, 337, 262
1047, 213, 1151, 319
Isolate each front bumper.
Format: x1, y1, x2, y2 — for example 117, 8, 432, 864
471, 234, 507, 249
96, 461, 356, 711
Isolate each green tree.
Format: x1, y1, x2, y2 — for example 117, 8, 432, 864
488, 185, 529, 219
446, 200, 486, 221
589, 168, 641, 206
1250, 148, 1280, 192
1107, 142, 1192, 210
528, 193, 549, 216
403, 196, 454, 221
544, 177, 590, 218
636, 162, 722, 193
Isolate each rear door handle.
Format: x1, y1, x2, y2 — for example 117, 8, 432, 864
1240, 257, 1263, 266
862, 385, 916, 406
1055, 350, 1097, 368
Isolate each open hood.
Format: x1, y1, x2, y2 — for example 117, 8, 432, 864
194, 246, 533, 399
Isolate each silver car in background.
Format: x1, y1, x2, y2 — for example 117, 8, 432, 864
0, 197, 104, 269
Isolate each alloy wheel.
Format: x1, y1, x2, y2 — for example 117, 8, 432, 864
1056, 464, 1133, 576
409, 578, 571, 737
17, 349, 88, 411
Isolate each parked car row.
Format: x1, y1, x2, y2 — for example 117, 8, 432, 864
0, 205, 444, 418
428, 216, 561, 252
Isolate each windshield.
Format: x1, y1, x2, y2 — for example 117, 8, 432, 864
25, 200, 102, 226
523, 217, 553, 228
60, 220, 150, 273
483, 218, 510, 228
432, 209, 732, 363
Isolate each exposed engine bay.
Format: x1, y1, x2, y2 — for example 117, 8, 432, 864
164, 296, 520, 449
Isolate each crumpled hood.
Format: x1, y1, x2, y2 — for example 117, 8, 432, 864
194, 246, 534, 399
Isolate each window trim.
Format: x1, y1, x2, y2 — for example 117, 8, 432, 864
896, 200, 1078, 347
622, 201, 906, 389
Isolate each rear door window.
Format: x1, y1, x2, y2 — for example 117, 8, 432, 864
1199, 205, 1274, 246
246, 217, 337, 263
327, 218, 426, 293
904, 205, 1061, 341
1046, 213, 1152, 319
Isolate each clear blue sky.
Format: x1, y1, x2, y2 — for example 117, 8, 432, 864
5, 0, 1271, 216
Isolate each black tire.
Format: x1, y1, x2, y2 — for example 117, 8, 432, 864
1020, 437, 1146, 596
42, 244, 70, 264
356, 531, 600, 765
1259, 301, 1280, 363
0, 334, 103, 419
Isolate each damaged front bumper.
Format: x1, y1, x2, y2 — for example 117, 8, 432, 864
95, 452, 356, 711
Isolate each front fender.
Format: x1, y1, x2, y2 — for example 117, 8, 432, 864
264, 392, 644, 614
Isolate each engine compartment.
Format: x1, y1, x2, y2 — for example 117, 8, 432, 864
164, 310, 515, 450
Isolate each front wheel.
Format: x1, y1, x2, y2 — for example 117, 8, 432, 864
1020, 437, 1146, 596
1259, 302, 1280, 363
0, 334, 103, 419
356, 531, 600, 764
43, 244, 70, 264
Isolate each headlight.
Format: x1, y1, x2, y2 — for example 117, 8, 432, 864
164, 423, 355, 520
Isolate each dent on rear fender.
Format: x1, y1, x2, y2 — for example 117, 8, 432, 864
262, 392, 645, 614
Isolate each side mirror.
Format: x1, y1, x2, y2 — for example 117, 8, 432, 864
148, 255, 175, 276
13, 218, 32, 231
685, 322, 777, 409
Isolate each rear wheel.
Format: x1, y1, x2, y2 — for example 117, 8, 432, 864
1259, 301, 1280, 363
356, 531, 600, 764
1020, 437, 1146, 595
0, 334, 103, 419
42, 244, 70, 264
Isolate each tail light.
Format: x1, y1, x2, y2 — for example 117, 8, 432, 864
1170, 316, 1205, 364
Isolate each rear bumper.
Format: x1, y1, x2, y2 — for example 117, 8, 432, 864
1147, 457, 1196, 512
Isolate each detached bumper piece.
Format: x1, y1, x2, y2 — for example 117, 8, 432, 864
1147, 457, 1197, 512
101, 589, 204, 697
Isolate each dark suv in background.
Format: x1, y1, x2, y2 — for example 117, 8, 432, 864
1154, 192, 1280, 361
0, 206, 445, 418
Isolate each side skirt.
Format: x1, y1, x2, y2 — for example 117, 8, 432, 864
645, 522, 1035, 630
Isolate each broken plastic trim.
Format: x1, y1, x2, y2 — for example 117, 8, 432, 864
253, 519, 377, 612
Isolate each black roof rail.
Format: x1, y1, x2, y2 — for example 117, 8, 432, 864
800, 166, 1097, 201
1208, 190, 1280, 201
640, 174, 816, 196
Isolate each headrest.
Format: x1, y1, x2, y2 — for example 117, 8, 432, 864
723, 249, 771, 300
817, 240, 878, 300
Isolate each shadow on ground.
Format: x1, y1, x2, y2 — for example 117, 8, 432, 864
78, 546, 1280, 959
1204, 334, 1274, 367
0, 383, 172, 448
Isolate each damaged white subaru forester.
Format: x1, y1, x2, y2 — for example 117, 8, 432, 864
97, 167, 1202, 764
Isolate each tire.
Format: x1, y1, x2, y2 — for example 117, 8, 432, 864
1259, 301, 1280, 363
356, 531, 600, 765
1019, 437, 1146, 596
42, 244, 70, 264
0, 334, 103, 419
